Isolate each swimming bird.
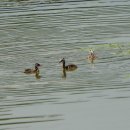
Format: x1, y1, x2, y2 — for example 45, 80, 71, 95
87, 49, 97, 63
24, 63, 41, 74
59, 58, 77, 71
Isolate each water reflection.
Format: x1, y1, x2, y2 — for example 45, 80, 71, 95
61, 69, 66, 79
35, 71, 41, 79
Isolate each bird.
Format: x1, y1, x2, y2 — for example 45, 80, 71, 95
87, 49, 97, 63
24, 63, 41, 74
59, 58, 77, 71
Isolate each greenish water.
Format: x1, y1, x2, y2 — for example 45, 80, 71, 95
0, 0, 130, 130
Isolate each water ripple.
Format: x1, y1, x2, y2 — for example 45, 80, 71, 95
0, 0, 130, 129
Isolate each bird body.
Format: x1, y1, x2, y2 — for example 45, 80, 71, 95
64, 64, 77, 71
24, 69, 38, 74
87, 50, 97, 63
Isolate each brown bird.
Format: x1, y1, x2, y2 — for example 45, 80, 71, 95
87, 49, 97, 63
59, 58, 77, 71
24, 63, 41, 74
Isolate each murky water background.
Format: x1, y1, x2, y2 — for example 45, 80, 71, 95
0, 0, 130, 130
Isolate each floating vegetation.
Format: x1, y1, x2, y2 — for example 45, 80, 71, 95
125, 73, 130, 79
80, 43, 124, 50
79, 43, 130, 55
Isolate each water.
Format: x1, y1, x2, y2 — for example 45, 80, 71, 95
0, 0, 130, 129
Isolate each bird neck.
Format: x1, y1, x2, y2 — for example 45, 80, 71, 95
35, 66, 39, 72
62, 69, 66, 78
90, 52, 94, 56
62, 61, 65, 69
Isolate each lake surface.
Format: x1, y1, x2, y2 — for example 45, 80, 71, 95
0, 0, 130, 129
